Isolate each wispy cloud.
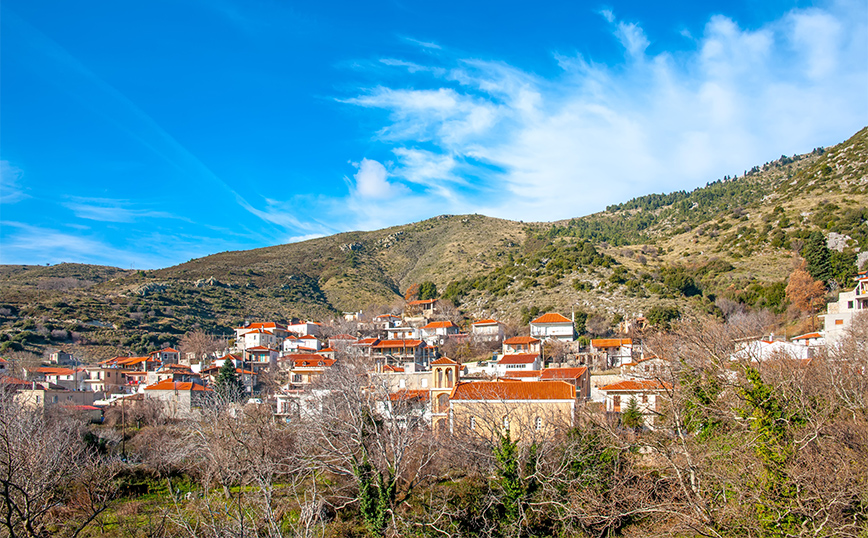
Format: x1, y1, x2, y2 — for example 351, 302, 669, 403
63, 197, 185, 223
0, 221, 169, 268
0, 161, 29, 204
335, 3, 867, 226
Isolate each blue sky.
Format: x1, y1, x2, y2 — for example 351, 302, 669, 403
1, 0, 866, 269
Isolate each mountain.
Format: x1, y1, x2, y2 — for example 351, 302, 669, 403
1, 127, 865, 359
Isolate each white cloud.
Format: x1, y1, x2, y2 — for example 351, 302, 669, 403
615, 21, 650, 58
0, 161, 28, 204
64, 198, 183, 223
353, 158, 400, 199
337, 3, 867, 225
0, 221, 169, 268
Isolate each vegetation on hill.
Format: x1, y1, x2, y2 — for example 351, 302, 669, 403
0, 127, 866, 359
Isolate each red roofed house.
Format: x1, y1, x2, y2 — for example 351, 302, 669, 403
239, 329, 279, 351
405, 298, 437, 317
328, 334, 357, 351
372, 339, 434, 370
350, 338, 380, 358
150, 348, 181, 365
234, 322, 289, 341
502, 336, 541, 355
449, 380, 577, 440
791, 332, 825, 348
143, 380, 212, 418
284, 354, 336, 386
599, 379, 671, 429
591, 338, 634, 368
372, 314, 402, 331
471, 319, 504, 342
529, 313, 575, 342
495, 353, 542, 376
420, 320, 459, 345
540, 367, 591, 400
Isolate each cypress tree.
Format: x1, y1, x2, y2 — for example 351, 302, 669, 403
214, 358, 243, 401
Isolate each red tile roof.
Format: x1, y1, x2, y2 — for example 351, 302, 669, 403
451, 380, 575, 400
531, 313, 572, 324
35, 367, 76, 376
431, 357, 459, 365
591, 338, 633, 348
238, 322, 287, 331
497, 353, 540, 365
144, 380, 211, 391
422, 321, 457, 329
540, 367, 588, 380
792, 332, 822, 340
503, 336, 540, 345
353, 338, 380, 345
246, 346, 277, 352
329, 334, 357, 340
374, 314, 401, 319
472, 319, 500, 325
599, 379, 671, 392
1, 375, 37, 386
373, 339, 424, 348
389, 389, 429, 402
407, 299, 437, 306
382, 365, 405, 372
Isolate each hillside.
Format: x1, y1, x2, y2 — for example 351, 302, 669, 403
1, 127, 865, 359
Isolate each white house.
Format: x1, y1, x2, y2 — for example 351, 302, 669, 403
471, 319, 504, 342
419, 321, 459, 345
529, 313, 575, 342
495, 353, 541, 376
730, 338, 814, 362
791, 332, 825, 348
502, 336, 541, 355
241, 329, 279, 351
591, 338, 634, 368
820, 270, 868, 345
599, 379, 671, 429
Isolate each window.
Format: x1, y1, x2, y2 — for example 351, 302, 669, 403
848, 301, 854, 309
292, 374, 302, 383
421, 378, 428, 388
470, 417, 476, 430
836, 319, 844, 325
503, 416, 510, 430
535, 417, 542, 430
642, 393, 648, 404
399, 379, 406, 388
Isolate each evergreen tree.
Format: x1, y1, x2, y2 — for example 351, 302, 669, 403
214, 358, 243, 401
802, 231, 833, 283
621, 397, 644, 430
418, 281, 438, 300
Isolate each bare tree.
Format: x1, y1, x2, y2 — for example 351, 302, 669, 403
0, 398, 122, 537
179, 330, 226, 367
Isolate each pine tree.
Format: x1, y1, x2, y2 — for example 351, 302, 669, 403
214, 358, 243, 401
621, 397, 644, 430
802, 231, 833, 283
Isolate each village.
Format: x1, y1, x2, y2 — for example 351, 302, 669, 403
4, 270, 864, 439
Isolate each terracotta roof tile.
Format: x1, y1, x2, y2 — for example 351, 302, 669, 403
144, 380, 211, 391
431, 357, 459, 365
422, 321, 457, 329
591, 338, 633, 348
531, 313, 572, 324
540, 367, 588, 380
373, 339, 424, 348
503, 336, 540, 345
497, 353, 540, 365
472, 319, 500, 325
599, 379, 671, 392
451, 380, 575, 400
